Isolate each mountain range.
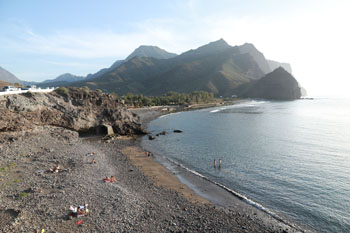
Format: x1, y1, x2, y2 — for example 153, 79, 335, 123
1, 39, 302, 99
66, 39, 299, 98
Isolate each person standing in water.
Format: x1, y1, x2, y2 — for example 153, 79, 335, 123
214, 159, 217, 168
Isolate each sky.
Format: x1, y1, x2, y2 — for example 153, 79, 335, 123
0, 0, 349, 97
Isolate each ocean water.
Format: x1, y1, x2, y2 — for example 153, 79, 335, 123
141, 98, 350, 233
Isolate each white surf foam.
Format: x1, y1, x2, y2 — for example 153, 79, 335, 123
159, 155, 299, 231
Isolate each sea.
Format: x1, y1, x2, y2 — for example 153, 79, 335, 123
141, 98, 350, 233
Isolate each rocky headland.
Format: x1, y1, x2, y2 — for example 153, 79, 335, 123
0, 88, 145, 135
237, 67, 301, 100
0, 89, 304, 232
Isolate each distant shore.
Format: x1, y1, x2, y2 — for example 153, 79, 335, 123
130, 99, 248, 127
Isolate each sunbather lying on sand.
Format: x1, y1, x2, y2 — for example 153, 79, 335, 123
103, 176, 117, 183
69, 204, 89, 217
49, 164, 60, 173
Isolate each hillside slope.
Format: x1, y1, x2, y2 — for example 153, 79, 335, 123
0, 66, 22, 84
237, 67, 301, 100
74, 39, 265, 96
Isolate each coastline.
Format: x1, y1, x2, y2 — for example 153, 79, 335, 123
131, 102, 308, 232
0, 100, 307, 232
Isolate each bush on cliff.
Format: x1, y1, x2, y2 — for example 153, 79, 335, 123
55, 87, 69, 96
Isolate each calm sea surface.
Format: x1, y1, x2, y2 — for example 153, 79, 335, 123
142, 98, 350, 233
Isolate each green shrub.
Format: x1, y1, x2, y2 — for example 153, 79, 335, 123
19, 191, 30, 199
56, 87, 69, 96
82, 86, 90, 93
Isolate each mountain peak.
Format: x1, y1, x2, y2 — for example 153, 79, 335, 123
42, 73, 85, 84
239, 66, 301, 100
238, 43, 271, 74
179, 38, 232, 58
199, 38, 231, 50
269, 66, 291, 76
126, 45, 177, 60
0, 66, 22, 84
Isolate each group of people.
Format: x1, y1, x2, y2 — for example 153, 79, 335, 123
213, 159, 222, 169
86, 152, 97, 156
69, 204, 89, 217
49, 164, 60, 173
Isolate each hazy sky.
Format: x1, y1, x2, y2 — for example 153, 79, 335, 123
1, 0, 349, 96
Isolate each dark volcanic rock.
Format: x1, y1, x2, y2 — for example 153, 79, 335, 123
238, 67, 301, 100
173, 130, 183, 133
0, 88, 145, 135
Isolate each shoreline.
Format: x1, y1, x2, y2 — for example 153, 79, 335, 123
131, 101, 308, 232
0, 100, 308, 232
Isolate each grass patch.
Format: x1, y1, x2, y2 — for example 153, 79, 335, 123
19, 191, 30, 199
13, 179, 21, 183
0, 162, 17, 180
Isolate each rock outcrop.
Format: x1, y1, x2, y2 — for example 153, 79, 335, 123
238, 67, 301, 100
0, 88, 146, 135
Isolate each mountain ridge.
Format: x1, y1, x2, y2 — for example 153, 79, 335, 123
71, 39, 267, 96
126, 45, 177, 60
31, 39, 301, 100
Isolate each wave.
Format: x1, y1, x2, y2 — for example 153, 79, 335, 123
210, 108, 226, 113
209, 100, 270, 113
158, 155, 301, 231
159, 111, 181, 119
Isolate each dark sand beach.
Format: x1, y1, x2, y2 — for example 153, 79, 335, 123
0, 107, 305, 232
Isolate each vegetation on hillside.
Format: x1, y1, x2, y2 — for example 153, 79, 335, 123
123, 91, 216, 107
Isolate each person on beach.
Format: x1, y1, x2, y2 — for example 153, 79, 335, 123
103, 176, 117, 183
219, 159, 222, 169
214, 159, 217, 168
110, 176, 117, 182
55, 164, 60, 172
145, 151, 152, 157
49, 164, 60, 173
91, 159, 96, 164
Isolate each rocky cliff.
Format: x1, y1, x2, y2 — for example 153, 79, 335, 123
0, 88, 145, 135
238, 67, 301, 100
